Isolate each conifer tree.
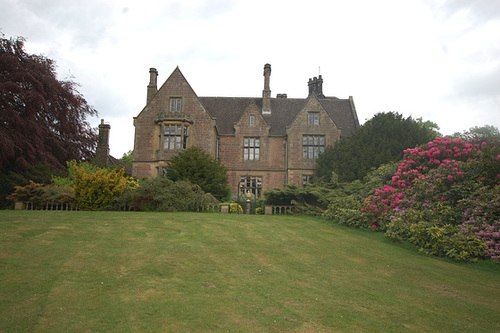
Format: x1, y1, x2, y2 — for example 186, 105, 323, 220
166, 146, 230, 200
314, 112, 439, 183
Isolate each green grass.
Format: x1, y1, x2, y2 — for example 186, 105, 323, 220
0, 211, 499, 332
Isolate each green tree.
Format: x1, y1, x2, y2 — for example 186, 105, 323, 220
166, 147, 230, 200
119, 150, 133, 168
452, 125, 500, 142
52, 160, 102, 187
314, 112, 439, 183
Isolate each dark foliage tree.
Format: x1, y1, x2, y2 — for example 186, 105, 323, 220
0, 35, 98, 208
0, 35, 98, 173
166, 146, 230, 200
314, 112, 440, 183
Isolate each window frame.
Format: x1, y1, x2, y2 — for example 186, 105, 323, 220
243, 137, 260, 161
302, 175, 313, 187
239, 175, 263, 198
163, 124, 189, 150
169, 97, 182, 112
302, 134, 325, 159
308, 112, 319, 125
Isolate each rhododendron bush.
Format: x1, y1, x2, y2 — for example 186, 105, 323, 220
362, 137, 500, 262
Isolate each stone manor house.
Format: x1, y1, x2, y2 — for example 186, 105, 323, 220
132, 64, 360, 198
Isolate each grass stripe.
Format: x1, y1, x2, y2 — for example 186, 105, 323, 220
0, 211, 498, 332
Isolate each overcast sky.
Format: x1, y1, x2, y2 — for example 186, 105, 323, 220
1, 0, 499, 157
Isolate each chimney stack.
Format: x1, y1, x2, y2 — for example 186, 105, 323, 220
262, 64, 271, 114
147, 68, 158, 104
308, 75, 325, 98
96, 119, 110, 165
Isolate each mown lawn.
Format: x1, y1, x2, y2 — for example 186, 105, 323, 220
0, 211, 499, 332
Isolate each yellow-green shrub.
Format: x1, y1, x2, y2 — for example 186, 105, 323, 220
73, 165, 128, 211
230, 203, 243, 214
6, 181, 43, 203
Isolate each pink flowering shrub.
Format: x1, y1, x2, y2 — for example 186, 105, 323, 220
362, 137, 500, 262
392, 136, 482, 189
460, 186, 500, 260
361, 185, 401, 230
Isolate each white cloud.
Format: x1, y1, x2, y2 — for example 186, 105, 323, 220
1, 0, 499, 156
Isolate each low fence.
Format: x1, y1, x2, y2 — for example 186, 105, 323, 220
219, 204, 294, 215
264, 205, 294, 215
15, 202, 219, 212
15, 202, 78, 211
15, 201, 292, 214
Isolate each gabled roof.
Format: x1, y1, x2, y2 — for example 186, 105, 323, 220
108, 155, 132, 175
199, 96, 358, 137
198, 97, 258, 135
140, 66, 360, 138
317, 97, 359, 137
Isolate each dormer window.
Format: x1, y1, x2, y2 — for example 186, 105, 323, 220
170, 98, 182, 112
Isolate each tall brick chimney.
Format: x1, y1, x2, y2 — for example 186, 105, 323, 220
262, 64, 271, 114
147, 68, 158, 104
96, 119, 110, 165
308, 75, 325, 98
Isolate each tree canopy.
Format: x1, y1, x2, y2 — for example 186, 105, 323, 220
166, 146, 230, 200
119, 150, 134, 168
452, 125, 500, 142
314, 112, 440, 183
0, 35, 98, 173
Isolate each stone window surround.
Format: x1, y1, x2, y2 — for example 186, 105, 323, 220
162, 123, 189, 150
170, 97, 182, 112
308, 112, 319, 125
302, 134, 325, 159
243, 137, 260, 161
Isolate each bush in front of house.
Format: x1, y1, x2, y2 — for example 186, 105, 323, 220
73, 164, 129, 211
165, 146, 230, 200
322, 162, 398, 227
119, 177, 219, 212
362, 137, 500, 262
7, 180, 75, 209
264, 184, 332, 215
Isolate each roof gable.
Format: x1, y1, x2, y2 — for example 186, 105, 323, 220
138, 67, 359, 138
287, 95, 338, 130
317, 97, 359, 137
136, 67, 206, 120
234, 102, 270, 136
199, 97, 258, 135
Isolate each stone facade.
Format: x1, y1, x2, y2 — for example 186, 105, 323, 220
133, 64, 360, 197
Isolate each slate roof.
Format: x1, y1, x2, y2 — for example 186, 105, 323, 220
199, 96, 359, 137
108, 155, 132, 175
